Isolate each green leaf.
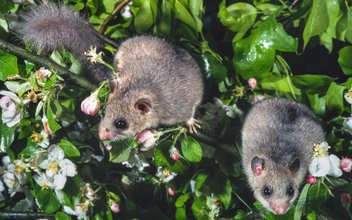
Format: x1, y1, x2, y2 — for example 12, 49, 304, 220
173, 0, 197, 31
195, 171, 209, 190
46, 104, 61, 133
0, 49, 18, 81
0, 0, 14, 13
325, 82, 345, 116
202, 54, 227, 83
157, 0, 172, 36
175, 193, 191, 208
308, 181, 329, 206
154, 140, 174, 167
345, 5, 352, 43
175, 207, 187, 220
189, 0, 203, 32
294, 184, 310, 220
218, 1, 257, 42
207, 174, 232, 209
291, 74, 336, 95
338, 46, 352, 75
181, 136, 202, 162
191, 197, 208, 220
0, 122, 15, 151
56, 140, 80, 158
303, 0, 329, 49
233, 16, 297, 80
109, 141, 132, 163
18, 138, 39, 157
134, 0, 154, 33
55, 212, 71, 220
43, 191, 61, 213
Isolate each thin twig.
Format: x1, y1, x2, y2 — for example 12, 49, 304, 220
0, 38, 98, 91
99, 0, 131, 34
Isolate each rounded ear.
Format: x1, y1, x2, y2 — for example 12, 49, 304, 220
135, 99, 151, 114
289, 158, 300, 174
251, 156, 264, 176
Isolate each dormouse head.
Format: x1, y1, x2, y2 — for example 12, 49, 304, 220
250, 156, 301, 215
98, 80, 157, 141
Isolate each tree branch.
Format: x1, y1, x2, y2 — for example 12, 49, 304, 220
0, 38, 98, 91
99, 0, 131, 34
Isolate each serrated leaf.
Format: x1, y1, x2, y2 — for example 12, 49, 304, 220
0, 49, 18, 81
181, 136, 202, 162
56, 140, 80, 158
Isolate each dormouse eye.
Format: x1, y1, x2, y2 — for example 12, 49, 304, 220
287, 186, 294, 197
114, 119, 127, 130
262, 186, 272, 198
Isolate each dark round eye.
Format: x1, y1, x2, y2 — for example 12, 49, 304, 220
263, 186, 272, 198
287, 186, 294, 197
114, 119, 127, 130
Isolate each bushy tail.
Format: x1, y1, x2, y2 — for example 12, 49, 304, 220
17, 4, 112, 81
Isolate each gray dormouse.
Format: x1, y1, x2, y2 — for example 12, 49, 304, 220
18, 4, 204, 140
241, 98, 324, 215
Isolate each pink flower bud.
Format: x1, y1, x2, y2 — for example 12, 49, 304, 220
306, 174, 317, 185
214, 200, 221, 205
169, 146, 179, 161
42, 115, 53, 135
135, 130, 157, 151
0, 90, 23, 127
81, 92, 101, 116
168, 188, 175, 196
247, 78, 257, 88
110, 202, 120, 213
340, 158, 352, 172
341, 192, 352, 207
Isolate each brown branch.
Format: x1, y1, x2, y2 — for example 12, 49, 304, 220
99, 0, 131, 34
0, 38, 98, 91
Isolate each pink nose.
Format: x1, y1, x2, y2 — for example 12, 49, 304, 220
273, 204, 288, 215
98, 126, 113, 140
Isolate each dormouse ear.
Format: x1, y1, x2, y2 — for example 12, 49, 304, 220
289, 158, 300, 174
135, 99, 151, 114
251, 156, 264, 176
109, 79, 119, 92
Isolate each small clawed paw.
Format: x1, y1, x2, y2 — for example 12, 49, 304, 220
187, 118, 201, 134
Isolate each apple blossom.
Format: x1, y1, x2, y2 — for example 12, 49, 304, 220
135, 130, 158, 151
155, 167, 177, 183
340, 158, 352, 172
122, 149, 150, 172
0, 90, 24, 127
309, 142, 342, 177
81, 91, 101, 116
343, 117, 352, 135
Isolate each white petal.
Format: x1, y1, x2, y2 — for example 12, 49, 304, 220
0, 91, 21, 103
55, 189, 64, 201
327, 155, 343, 177
53, 174, 67, 190
59, 159, 77, 177
49, 145, 65, 161
309, 157, 330, 177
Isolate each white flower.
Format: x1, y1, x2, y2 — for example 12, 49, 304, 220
39, 145, 77, 178
344, 88, 352, 104
155, 167, 177, 183
343, 117, 352, 134
121, 4, 132, 19
309, 142, 342, 177
0, 90, 24, 127
33, 172, 65, 200
3, 164, 25, 197
213, 97, 243, 119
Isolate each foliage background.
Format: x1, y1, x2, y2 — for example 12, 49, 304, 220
0, 0, 352, 219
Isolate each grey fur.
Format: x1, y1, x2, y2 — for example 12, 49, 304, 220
98, 36, 204, 140
241, 98, 324, 215
17, 4, 112, 81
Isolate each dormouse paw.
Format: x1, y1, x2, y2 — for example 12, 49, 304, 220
187, 118, 201, 134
